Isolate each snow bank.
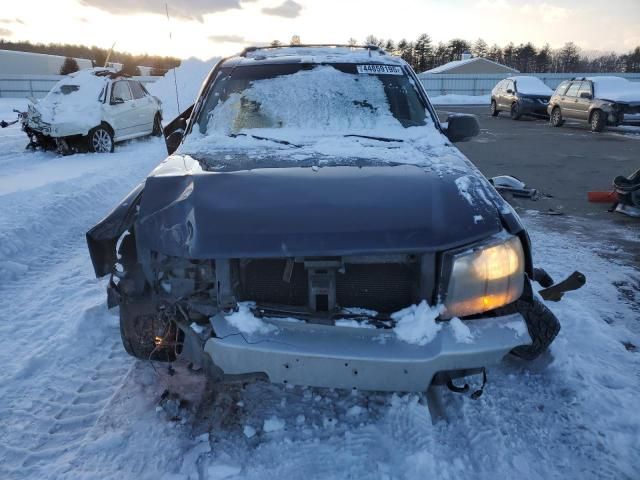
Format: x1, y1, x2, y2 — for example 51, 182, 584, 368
148, 57, 220, 121
391, 300, 444, 346
588, 76, 640, 103
428, 94, 490, 105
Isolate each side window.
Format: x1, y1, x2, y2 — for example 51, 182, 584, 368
577, 81, 592, 97
555, 81, 570, 96
564, 82, 581, 97
129, 81, 146, 99
506, 80, 514, 92
111, 81, 132, 102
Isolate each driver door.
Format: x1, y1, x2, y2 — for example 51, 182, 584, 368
106, 81, 138, 139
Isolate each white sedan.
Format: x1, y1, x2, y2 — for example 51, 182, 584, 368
25, 68, 162, 154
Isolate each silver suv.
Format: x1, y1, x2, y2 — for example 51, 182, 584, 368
548, 77, 640, 132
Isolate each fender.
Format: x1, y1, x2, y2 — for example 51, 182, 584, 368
86, 182, 144, 277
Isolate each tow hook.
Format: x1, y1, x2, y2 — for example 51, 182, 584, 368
446, 368, 487, 400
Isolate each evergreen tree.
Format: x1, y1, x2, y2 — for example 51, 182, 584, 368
502, 42, 516, 68
535, 44, 551, 72
559, 42, 581, 72
59, 57, 79, 75
487, 44, 503, 63
384, 39, 396, 55
270, 40, 282, 47
472, 38, 488, 58
447, 39, 471, 62
121, 59, 141, 76
433, 42, 448, 67
515, 42, 537, 73
625, 46, 640, 72
413, 34, 433, 72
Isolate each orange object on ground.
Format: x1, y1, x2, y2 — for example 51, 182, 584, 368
587, 191, 618, 203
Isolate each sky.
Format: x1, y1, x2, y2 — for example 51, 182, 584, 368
0, 0, 638, 60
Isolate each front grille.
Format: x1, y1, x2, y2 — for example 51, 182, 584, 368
238, 259, 419, 313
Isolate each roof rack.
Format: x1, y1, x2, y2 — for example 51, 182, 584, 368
239, 44, 385, 57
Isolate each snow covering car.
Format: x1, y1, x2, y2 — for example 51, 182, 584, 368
87, 45, 562, 393
490, 76, 553, 119
548, 76, 640, 132
25, 68, 163, 154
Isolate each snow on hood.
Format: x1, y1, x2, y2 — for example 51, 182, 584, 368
588, 76, 640, 103
511, 76, 553, 96
32, 69, 109, 128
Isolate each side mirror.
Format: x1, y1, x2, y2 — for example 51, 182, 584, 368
506, 89, 514, 94
164, 104, 194, 155
111, 97, 125, 105
580, 92, 592, 99
444, 114, 480, 142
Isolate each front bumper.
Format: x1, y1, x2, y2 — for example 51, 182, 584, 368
520, 101, 549, 115
204, 313, 531, 392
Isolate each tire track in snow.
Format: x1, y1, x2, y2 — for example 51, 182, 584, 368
0, 139, 166, 480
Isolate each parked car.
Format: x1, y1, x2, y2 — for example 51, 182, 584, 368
25, 68, 163, 154
491, 76, 553, 120
87, 45, 565, 394
548, 76, 640, 132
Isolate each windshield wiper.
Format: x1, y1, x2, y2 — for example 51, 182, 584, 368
229, 133, 300, 147
344, 134, 403, 143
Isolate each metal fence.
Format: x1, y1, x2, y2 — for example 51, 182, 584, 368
418, 72, 640, 97
0, 74, 159, 98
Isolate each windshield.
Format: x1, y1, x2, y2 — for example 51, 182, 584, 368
194, 63, 430, 136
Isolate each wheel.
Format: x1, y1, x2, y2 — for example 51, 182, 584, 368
152, 113, 163, 137
510, 102, 522, 120
550, 107, 564, 127
510, 296, 561, 361
87, 124, 114, 153
119, 300, 181, 362
490, 100, 499, 117
590, 109, 605, 132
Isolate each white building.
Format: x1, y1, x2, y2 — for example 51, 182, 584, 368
0, 49, 93, 75
422, 52, 519, 75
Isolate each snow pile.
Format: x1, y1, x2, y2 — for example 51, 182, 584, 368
224, 302, 276, 335
512, 76, 553, 96
448, 317, 474, 343
263, 416, 285, 433
588, 76, 640, 103
391, 300, 444, 345
148, 57, 220, 121
428, 94, 490, 105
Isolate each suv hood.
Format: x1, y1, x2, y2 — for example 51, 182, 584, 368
135, 154, 507, 259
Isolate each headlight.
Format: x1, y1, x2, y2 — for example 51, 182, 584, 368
442, 235, 524, 318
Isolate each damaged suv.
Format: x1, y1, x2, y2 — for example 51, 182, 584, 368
87, 45, 563, 393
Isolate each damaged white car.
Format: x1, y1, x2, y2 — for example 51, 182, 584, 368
24, 68, 163, 154
87, 45, 583, 395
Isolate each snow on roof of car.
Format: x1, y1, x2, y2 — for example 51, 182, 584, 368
586, 76, 640, 103
508, 76, 553, 96
238, 45, 405, 65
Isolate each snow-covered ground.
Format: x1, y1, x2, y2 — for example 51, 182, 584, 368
0, 98, 639, 480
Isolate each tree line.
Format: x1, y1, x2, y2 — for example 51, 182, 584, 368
0, 39, 181, 76
356, 35, 640, 74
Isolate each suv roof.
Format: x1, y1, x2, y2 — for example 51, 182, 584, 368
221, 44, 405, 68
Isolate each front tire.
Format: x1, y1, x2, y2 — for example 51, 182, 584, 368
87, 124, 114, 153
590, 110, 605, 132
550, 107, 564, 127
120, 300, 181, 362
490, 100, 499, 117
510, 102, 522, 120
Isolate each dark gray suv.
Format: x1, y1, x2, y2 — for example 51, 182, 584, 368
548, 77, 640, 132
490, 76, 553, 120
